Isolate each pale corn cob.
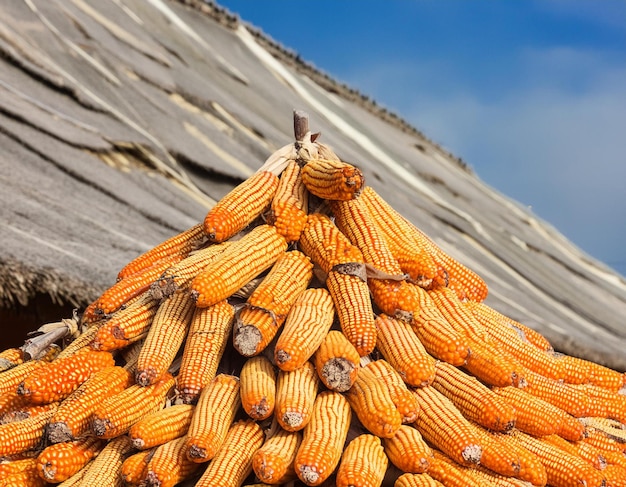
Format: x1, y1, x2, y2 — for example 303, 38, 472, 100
91, 373, 174, 439
345, 364, 403, 438
295, 391, 352, 486
78, 436, 133, 487
203, 170, 279, 243
432, 361, 517, 432
47, 366, 133, 443
177, 300, 234, 404
36, 436, 103, 482
268, 159, 308, 242
194, 419, 265, 487
386, 425, 434, 474
252, 428, 302, 484
233, 250, 313, 356
186, 373, 240, 463
0, 405, 57, 456
144, 436, 201, 487
375, 314, 436, 387
129, 404, 195, 450
275, 361, 319, 432
136, 290, 195, 386
394, 473, 446, 487
240, 355, 276, 420
121, 449, 153, 485
274, 288, 335, 371
365, 359, 420, 424
301, 158, 364, 200
540, 434, 606, 471
191, 224, 288, 308
313, 330, 360, 392
117, 223, 204, 280
335, 434, 388, 487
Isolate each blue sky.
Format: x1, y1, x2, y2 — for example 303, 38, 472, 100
218, 0, 626, 276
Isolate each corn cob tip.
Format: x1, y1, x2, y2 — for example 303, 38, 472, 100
298, 465, 321, 486
282, 411, 305, 430
275, 349, 291, 365
320, 358, 356, 392
135, 368, 159, 387
47, 421, 73, 444
233, 325, 262, 357
461, 444, 483, 464
92, 418, 112, 437
187, 444, 207, 461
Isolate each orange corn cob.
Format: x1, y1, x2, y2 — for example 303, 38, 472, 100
542, 434, 606, 470
313, 330, 360, 392
301, 158, 364, 200
520, 368, 590, 417
233, 250, 313, 356
394, 473, 446, 487
186, 374, 240, 463
203, 170, 279, 243
462, 467, 539, 487
365, 359, 420, 424
510, 430, 606, 487
94, 253, 181, 317
194, 419, 265, 487
149, 242, 229, 300
121, 449, 153, 485
36, 436, 102, 482
191, 224, 288, 308
360, 186, 487, 301
268, 159, 308, 242
275, 361, 319, 432
0, 349, 23, 372
0, 461, 47, 487
604, 464, 626, 487
117, 223, 204, 280
0, 361, 44, 396
129, 404, 195, 450
412, 386, 483, 466
18, 349, 114, 404
383, 425, 433, 473
462, 338, 522, 388
90, 293, 159, 351
78, 435, 133, 486
426, 451, 473, 487
240, 356, 276, 420
432, 362, 516, 432
295, 391, 352, 486
335, 434, 388, 487
252, 428, 302, 484
345, 365, 403, 438
0, 402, 57, 425
145, 436, 201, 487
0, 392, 33, 422
91, 373, 174, 439
556, 354, 624, 391
0, 405, 57, 457
136, 291, 195, 386
375, 314, 436, 387
0, 457, 37, 478
428, 287, 486, 338
578, 383, 626, 423
582, 427, 626, 455
274, 288, 335, 371
177, 300, 234, 404
409, 285, 470, 366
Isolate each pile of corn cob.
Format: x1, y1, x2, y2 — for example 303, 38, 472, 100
1, 113, 625, 487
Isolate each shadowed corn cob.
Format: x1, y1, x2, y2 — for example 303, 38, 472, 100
0, 400, 57, 425
177, 300, 234, 404
268, 159, 309, 242
335, 434, 388, 487
0, 361, 45, 396
313, 330, 360, 392
129, 404, 195, 450
194, 419, 265, 487
427, 450, 479, 487
191, 224, 288, 308
144, 436, 201, 487
295, 390, 352, 486
121, 449, 153, 485
203, 170, 279, 243
301, 158, 364, 200
240, 355, 276, 420
383, 425, 433, 474
0, 461, 47, 487
0, 392, 30, 423
395, 473, 446, 487
36, 436, 103, 482
275, 361, 319, 432
0, 405, 57, 457
252, 427, 302, 484
78, 435, 133, 486
365, 359, 420, 424
0, 349, 23, 372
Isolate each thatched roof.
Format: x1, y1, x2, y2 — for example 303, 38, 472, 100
1, 0, 625, 369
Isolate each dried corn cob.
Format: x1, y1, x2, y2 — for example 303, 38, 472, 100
582, 427, 626, 455
383, 425, 433, 474
36, 436, 102, 482
268, 159, 308, 242
117, 223, 204, 280
144, 436, 201, 487
240, 355, 276, 420
541, 434, 606, 471
0, 458, 38, 481
462, 338, 522, 388
191, 224, 288, 308
0, 460, 47, 487
55, 323, 101, 359
252, 427, 302, 484
203, 170, 279, 243
432, 362, 516, 432
295, 390, 352, 486
0, 393, 32, 423
121, 449, 153, 485
177, 300, 234, 404
375, 314, 436, 387
194, 419, 265, 487
412, 386, 483, 466
78, 435, 133, 487
233, 250, 313, 356
91, 373, 174, 439
274, 288, 335, 371
556, 354, 625, 391
0, 349, 23, 372
427, 450, 479, 487
335, 434, 388, 487
0, 361, 44, 396
18, 349, 114, 404
186, 373, 240, 463
578, 383, 626, 424
313, 330, 360, 392
0, 405, 57, 457
365, 359, 420, 424
301, 158, 364, 200
603, 464, 626, 487
0, 402, 57, 425
275, 361, 319, 432
345, 364, 403, 438
395, 473, 446, 487
90, 293, 159, 351
129, 404, 195, 450
136, 290, 195, 386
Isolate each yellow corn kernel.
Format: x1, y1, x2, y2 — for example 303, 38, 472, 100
335, 434, 388, 487
275, 361, 319, 432
313, 330, 360, 392
252, 428, 302, 484
79, 436, 133, 486
365, 359, 420, 424
301, 158, 364, 201
0, 404, 56, 457
268, 159, 308, 242
240, 356, 276, 420
37, 437, 103, 483
145, 436, 201, 487
383, 425, 433, 474
129, 404, 195, 450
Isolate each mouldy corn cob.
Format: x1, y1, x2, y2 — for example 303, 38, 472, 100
78, 435, 133, 487
313, 330, 360, 392
239, 355, 276, 420
268, 159, 308, 242
190, 224, 288, 308
275, 361, 319, 432
144, 436, 201, 487
128, 404, 195, 450
36, 436, 102, 482
301, 158, 364, 201
383, 425, 433, 474
252, 428, 302, 484
335, 434, 388, 487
